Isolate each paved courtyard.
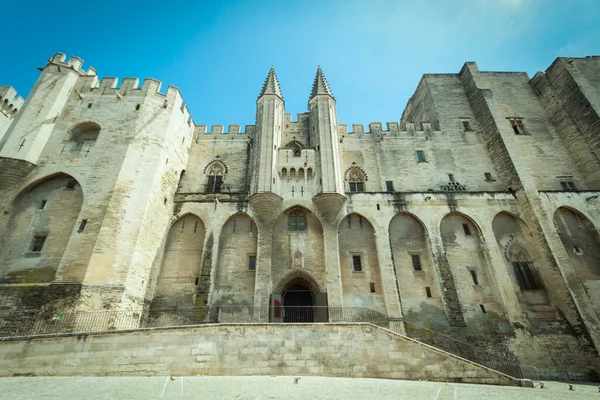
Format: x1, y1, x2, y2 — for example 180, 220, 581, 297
1, 376, 599, 400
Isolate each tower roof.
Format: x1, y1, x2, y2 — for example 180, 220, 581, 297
258, 66, 283, 99
309, 66, 334, 100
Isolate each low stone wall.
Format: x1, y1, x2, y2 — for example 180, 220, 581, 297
0, 323, 530, 386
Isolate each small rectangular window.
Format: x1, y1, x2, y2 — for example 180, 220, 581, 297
509, 118, 528, 135
425, 287, 432, 298
411, 255, 422, 271
462, 121, 473, 132
370, 282, 376, 293
560, 181, 576, 191
73, 140, 84, 152
480, 304, 487, 313
66, 180, 76, 189
470, 270, 479, 285
194, 277, 199, 285
87, 103, 92, 109
448, 173, 455, 182
78, 219, 88, 233
484, 173, 493, 181
248, 255, 257, 271
416, 150, 426, 163
135, 104, 141, 111
386, 181, 394, 192
463, 223, 471, 236
352, 255, 362, 272
39, 200, 47, 209
31, 235, 47, 252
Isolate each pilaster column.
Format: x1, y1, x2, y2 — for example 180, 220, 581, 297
428, 233, 466, 327
479, 225, 523, 322
322, 225, 343, 313
253, 223, 273, 321
374, 230, 402, 318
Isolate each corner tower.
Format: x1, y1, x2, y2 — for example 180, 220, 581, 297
250, 66, 284, 194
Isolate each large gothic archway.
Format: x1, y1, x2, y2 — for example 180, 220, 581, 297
338, 213, 385, 312
151, 214, 205, 308
554, 207, 600, 311
0, 173, 85, 283
213, 213, 258, 306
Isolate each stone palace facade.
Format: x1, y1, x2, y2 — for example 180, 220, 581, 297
1, 53, 600, 379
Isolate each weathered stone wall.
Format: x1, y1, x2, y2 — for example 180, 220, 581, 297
0, 324, 529, 386
338, 213, 385, 312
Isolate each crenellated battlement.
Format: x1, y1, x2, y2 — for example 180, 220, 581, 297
0, 86, 24, 116
43, 54, 192, 123
338, 121, 441, 139
46, 52, 97, 76
193, 124, 256, 141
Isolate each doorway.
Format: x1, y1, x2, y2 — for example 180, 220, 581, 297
283, 282, 314, 322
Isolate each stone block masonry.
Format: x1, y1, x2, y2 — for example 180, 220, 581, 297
0, 323, 531, 387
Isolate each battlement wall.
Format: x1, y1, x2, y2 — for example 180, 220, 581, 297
338, 121, 441, 138
0, 87, 24, 114
194, 124, 256, 141
44, 53, 192, 124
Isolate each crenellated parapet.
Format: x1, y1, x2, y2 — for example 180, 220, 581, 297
193, 124, 256, 141
338, 121, 442, 140
41, 53, 194, 125
0, 86, 24, 117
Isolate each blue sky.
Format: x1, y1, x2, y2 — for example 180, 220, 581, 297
1, 0, 598, 128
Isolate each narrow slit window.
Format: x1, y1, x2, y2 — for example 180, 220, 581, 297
480, 304, 487, 313
463, 223, 471, 236
31, 235, 47, 252
78, 219, 88, 233
352, 255, 362, 272
448, 173, 455, 182
411, 255, 422, 271
416, 150, 426, 163
425, 287, 432, 298
470, 270, 479, 285
39, 200, 47, 209
248, 255, 257, 271
370, 282, 376, 293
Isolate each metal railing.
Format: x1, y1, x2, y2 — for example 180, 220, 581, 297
403, 320, 522, 378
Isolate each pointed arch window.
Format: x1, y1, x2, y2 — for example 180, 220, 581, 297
508, 245, 543, 291
288, 209, 306, 232
348, 168, 365, 192
206, 163, 225, 193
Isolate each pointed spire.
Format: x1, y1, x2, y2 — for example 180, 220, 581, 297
310, 66, 334, 100
258, 65, 283, 99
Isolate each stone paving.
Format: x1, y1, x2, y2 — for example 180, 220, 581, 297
1, 376, 599, 400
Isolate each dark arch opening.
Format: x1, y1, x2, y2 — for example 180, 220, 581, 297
282, 280, 314, 322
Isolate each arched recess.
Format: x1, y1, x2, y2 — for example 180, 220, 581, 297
553, 207, 600, 310
492, 212, 546, 305
0, 173, 84, 283
213, 213, 258, 306
440, 212, 500, 318
389, 212, 443, 324
338, 213, 385, 311
151, 214, 205, 307
68, 121, 100, 152
271, 206, 325, 298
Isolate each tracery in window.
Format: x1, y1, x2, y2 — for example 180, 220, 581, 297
347, 167, 366, 192
206, 162, 225, 193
